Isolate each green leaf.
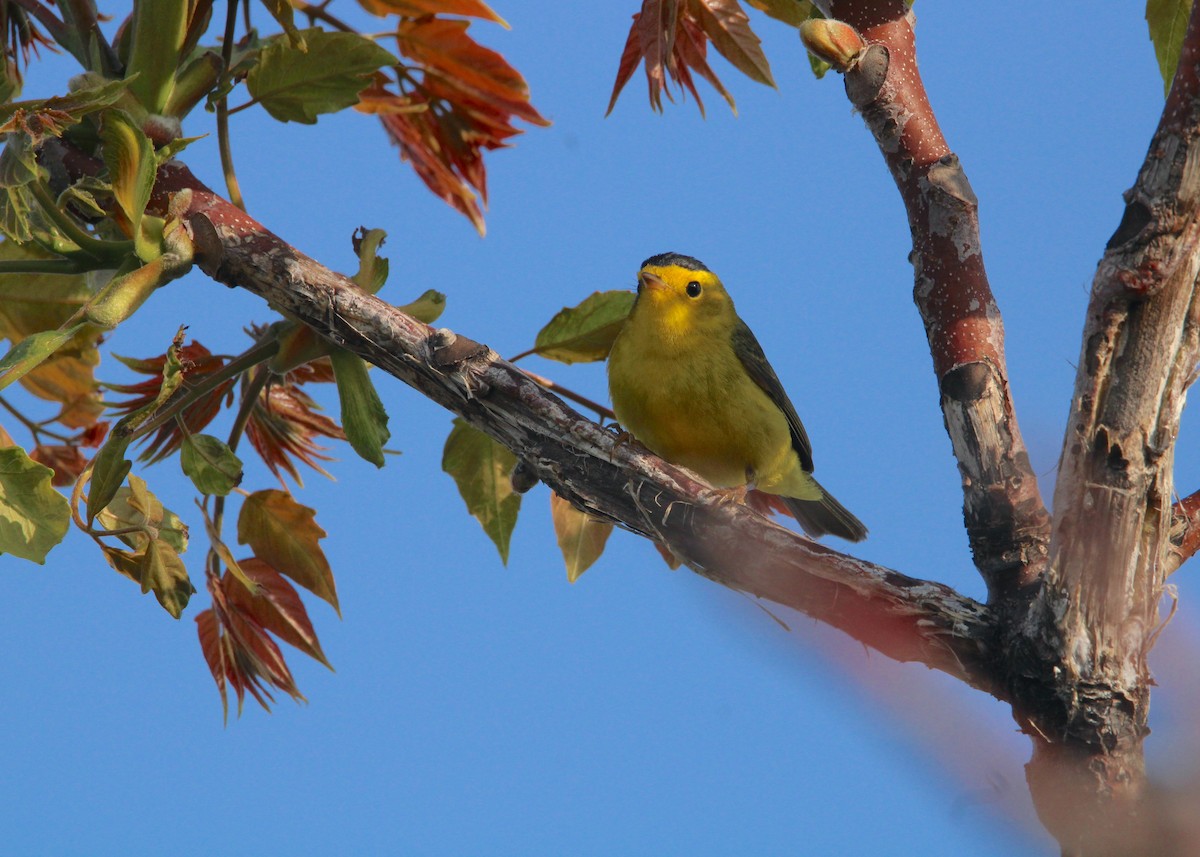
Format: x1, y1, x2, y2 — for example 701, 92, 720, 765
247, 29, 398, 124
1148, 0, 1191, 96
237, 489, 339, 614
442, 418, 520, 564
95, 482, 189, 553
329, 348, 390, 468
808, 52, 831, 80
397, 289, 446, 324
126, 0, 188, 113
0, 77, 132, 138
0, 445, 70, 564
352, 227, 389, 294
550, 491, 613, 583
531, 290, 635, 364
744, 0, 817, 28
180, 433, 244, 495
0, 324, 87, 393
0, 134, 51, 244
100, 111, 157, 259
87, 431, 132, 523
141, 539, 195, 618
259, 0, 308, 50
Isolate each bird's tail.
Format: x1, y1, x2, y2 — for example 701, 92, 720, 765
782, 477, 867, 543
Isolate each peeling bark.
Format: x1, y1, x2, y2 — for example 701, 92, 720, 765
1015, 2, 1200, 841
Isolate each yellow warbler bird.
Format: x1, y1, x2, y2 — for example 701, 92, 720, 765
607, 253, 867, 542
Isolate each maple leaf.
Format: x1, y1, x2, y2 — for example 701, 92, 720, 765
105, 341, 235, 463
607, 0, 773, 116
364, 15, 548, 233
244, 369, 345, 485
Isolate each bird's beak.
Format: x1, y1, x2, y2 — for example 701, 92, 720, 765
638, 270, 667, 293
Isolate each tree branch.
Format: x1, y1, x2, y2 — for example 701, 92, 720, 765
1013, 1, 1200, 849
826, 1, 1051, 602
124, 159, 1004, 697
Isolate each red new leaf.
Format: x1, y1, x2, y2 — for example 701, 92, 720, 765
358, 0, 507, 26
197, 571, 308, 721
29, 443, 87, 486
690, 0, 775, 87
607, 0, 769, 115
223, 557, 332, 669
106, 342, 234, 463
370, 15, 547, 233
244, 370, 344, 485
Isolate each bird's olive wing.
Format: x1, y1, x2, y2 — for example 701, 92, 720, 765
730, 319, 814, 472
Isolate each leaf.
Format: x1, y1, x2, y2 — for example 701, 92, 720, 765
744, 0, 815, 28
532, 290, 636, 364
86, 430, 132, 523
397, 289, 446, 324
258, 0, 307, 50
442, 418, 520, 563
223, 556, 332, 668
244, 371, 344, 484
396, 17, 534, 111
691, 0, 775, 87
107, 339, 234, 462
379, 17, 546, 232
30, 443, 88, 487
100, 111, 157, 259
141, 539, 195, 618
608, 0, 748, 116
247, 29, 398, 124
639, 0, 679, 113
0, 77, 131, 143
550, 492, 613, 583
0, 445, 70, 563
329, 348, 390, 468
237, 489, 339, 614
100, 543, 145, 583
0, 324, 87, 394
195, 608, 231, 720
126, 0, 188, 113
1147, 0, 1191, 96
95, 480, 189, 553
653, 540, 682, 570
0, 241, 101, 426
358, 0, 508, 26
606, 15, 645, 116
180, 433, 244, 496
351, 226, 389, 294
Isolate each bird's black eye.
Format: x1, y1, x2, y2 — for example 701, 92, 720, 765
685, 281, 702, 298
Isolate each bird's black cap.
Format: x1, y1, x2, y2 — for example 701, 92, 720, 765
641, 252, 709, 272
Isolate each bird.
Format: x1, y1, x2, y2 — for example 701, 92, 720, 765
606, 252, 867, 542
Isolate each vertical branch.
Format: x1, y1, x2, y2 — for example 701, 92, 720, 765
823, 0, 1051, 601
1018, 2, 1200, 850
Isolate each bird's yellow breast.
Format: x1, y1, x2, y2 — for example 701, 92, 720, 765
607, 308, 796, 489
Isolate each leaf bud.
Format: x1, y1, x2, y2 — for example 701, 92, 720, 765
799, 19, 866, 73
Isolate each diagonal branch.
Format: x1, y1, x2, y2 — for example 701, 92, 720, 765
121, 158, 1004, 697
824, 1, 1051, 603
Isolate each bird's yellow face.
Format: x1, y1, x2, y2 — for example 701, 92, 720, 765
633, 262, 734, 338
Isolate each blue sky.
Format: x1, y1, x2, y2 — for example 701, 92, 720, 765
2, 3, 1197, 855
